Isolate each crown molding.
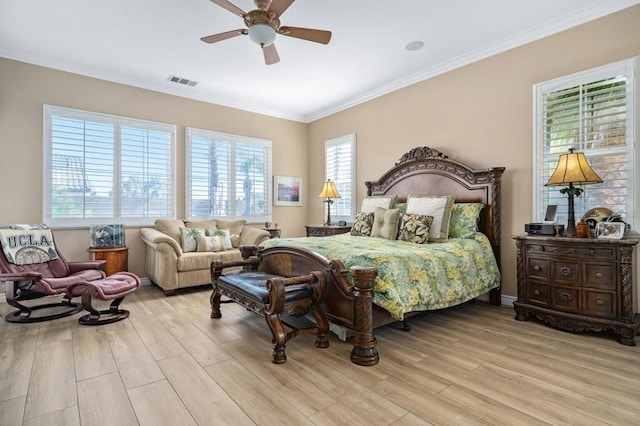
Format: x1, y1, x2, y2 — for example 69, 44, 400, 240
303, 0, 640, 123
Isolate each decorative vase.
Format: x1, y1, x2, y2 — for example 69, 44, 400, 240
576, 219, 589, 238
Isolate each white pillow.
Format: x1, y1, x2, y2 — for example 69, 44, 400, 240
360, 195, 397, 213
180, 228, 205, 252
406, 195, 456, 242
197, 235, 224, 252
209, 229, 233, 250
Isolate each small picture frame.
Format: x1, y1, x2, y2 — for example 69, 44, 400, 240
596, 222, 625, 240
273, 175, 303, 207
90, 224, 125, 247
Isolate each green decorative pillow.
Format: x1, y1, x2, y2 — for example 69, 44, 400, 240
395, 202, 407, 215
397, 214, 434, 244
351, 212, 374, 236
449, 203, 484, 238
406, 195, 456, 242
371, 207, 401, 240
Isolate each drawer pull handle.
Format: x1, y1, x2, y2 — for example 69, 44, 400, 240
595, 272, 604, 279
534, 289, 541, 296
596, 299, 604, 305
534, 265, 542, 272
559, 293, 573, 304
559, 266, 573, 277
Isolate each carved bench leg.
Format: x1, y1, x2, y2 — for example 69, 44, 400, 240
349, 266, 379, 366
210, 291, 222, 319
311, 304, 330, 349
266, 313, 287, 364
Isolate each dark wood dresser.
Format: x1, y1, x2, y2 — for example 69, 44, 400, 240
513, 235, 638, 345
305, 225, 351, 237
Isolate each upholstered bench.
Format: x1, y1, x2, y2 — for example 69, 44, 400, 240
67, 272, 140, 325
211, 245, 329, 363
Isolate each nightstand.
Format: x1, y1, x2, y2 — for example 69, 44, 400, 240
88, 246, 129, 276
513, 235, 638, 345
305, 225, 351, 237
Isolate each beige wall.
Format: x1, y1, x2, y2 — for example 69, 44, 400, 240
308, 5, 640, 299
0, 59, 308, 278
1, 5, 639, 298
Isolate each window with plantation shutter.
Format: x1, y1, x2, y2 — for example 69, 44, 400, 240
533, 58, 638, 230
186, 128, 272, 222
44, 105, 176, 228
325, 134, 356, 222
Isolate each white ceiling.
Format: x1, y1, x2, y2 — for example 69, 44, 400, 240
1, 0, 638, 123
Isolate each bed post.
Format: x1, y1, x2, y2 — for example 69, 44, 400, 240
349, 266, 379, 366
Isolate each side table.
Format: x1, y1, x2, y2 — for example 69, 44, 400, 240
88, 246, 129, 276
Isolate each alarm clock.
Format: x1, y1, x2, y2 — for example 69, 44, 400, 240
338, 220, 347, 226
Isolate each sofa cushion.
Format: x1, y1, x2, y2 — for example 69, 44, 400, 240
177, 250, 242, 272
216, 219, 247, 248
155, 219, 186, 244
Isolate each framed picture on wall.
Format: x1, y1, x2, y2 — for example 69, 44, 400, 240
273, 176, 303, 207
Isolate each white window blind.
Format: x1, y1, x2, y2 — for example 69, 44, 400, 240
533, 58, 638, 229
44, 105, 176, 227
325, 134, 356, 222
186, 128, 272, 222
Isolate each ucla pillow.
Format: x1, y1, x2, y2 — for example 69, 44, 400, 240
449, 203, 484, 238
351, 212, 374, 236
397, 214, 434, 244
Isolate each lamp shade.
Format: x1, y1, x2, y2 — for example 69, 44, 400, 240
545, 150, 603, 186
318, 181, 341, 199
248, 23, 276, 47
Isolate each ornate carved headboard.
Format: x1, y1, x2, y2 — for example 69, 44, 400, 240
365, 146, 505, 270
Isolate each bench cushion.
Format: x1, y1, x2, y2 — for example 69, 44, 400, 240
218, 270, 313, 305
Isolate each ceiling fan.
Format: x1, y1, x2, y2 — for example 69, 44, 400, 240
200, 0, 332, 65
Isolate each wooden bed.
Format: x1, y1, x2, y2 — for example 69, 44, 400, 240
264, 146, 505, 365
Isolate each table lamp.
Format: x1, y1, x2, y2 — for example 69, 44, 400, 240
318, 180, 341, 226
545, 148, 602, 237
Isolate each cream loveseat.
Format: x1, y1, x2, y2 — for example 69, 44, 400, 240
140, 219, 271, 295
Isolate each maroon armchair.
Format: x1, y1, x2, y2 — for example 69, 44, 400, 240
0, 236, 106, 323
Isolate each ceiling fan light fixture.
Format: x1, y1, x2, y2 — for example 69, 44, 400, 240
248, 23, 277, 47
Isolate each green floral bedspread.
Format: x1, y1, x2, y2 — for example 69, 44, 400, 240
261, 233, 500, 320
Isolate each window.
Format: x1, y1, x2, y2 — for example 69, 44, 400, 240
186, 128, 272, 223
533, 58, 638, 230
44, 105, 176, 228
325, 134, 356, 222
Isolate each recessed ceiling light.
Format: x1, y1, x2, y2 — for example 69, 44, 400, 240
405, 41, 424, 52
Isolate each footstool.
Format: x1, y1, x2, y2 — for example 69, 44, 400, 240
211, 246, 329, 364
67, 272, 140, 325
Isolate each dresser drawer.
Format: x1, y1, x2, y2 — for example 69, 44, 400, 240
583, 263, 615, 289
526, 282, 549, 306
526, 258, 549, 280
584, 290, 616, 319
551, 286, 579, 312
551, 261, 578, 285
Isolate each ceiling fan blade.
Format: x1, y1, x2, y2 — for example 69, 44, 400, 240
278, 26, 331, 44
263, 44, 280, 65
200, 29, 247, 44
209, 0, 245, 17
267, 0, 294, 17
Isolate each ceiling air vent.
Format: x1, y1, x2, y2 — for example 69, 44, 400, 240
167, 75, 198, 87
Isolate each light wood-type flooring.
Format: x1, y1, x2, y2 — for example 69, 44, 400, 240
1, 284, 639, 425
